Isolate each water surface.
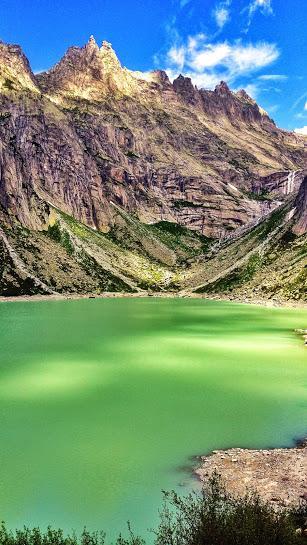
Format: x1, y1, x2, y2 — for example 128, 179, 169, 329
0, 298, 306, 537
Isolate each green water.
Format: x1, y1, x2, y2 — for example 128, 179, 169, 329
0, 298, 307, 538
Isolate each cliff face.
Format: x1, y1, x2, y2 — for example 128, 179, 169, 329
293, 176, 307, 235
0, 37, 306, 240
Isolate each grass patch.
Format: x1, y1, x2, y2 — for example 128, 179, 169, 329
149, 221, 212, 257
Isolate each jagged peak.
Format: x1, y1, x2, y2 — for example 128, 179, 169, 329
86, 35, 99, 51
99, 40, 121, 68
0, 40, 39, 93
151, 70, 171, 85
214, 81, 231, 94
236, 89, 252, 101
101, 40, 113, 51
173, 74, 195, 88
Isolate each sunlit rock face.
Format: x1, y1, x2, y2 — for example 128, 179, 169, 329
37, 37, 139, 100
0, 42, 39, 93
0, 37, 306, 237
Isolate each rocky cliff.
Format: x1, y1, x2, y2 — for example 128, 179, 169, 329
293, 175, 307, 235
0, 37, 306, 239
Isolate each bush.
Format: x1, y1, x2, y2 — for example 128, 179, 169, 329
155, 475, 305, 545
0, 476, 306, 545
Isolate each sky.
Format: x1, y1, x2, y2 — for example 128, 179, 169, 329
0, 0, 306, 132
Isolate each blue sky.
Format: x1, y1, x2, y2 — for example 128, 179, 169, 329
0, 0, 306, 131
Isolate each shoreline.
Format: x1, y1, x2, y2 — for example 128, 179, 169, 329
194, 438, 307, 508
0, 291, 307, 309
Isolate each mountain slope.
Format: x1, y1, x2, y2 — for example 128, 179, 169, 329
1, 180, 306, 300
185, 177, 307, 301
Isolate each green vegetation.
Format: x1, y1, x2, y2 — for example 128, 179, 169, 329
173, 200, 202, 209
46, 222, 74, 255
3, 78, 14, 90
0, 111, 12, 122
78, 250, 135, 293
149, 221, 212, 256
244, 189, 272, 201
125, 150, 139, 159
0, 477, 306, 545
257, 205, 289, 240
197, 253, 263, 294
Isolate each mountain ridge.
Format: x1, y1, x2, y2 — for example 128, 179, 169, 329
0, 37, 306, 299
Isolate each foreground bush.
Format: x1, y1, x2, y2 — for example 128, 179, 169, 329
155, 475, 307, 545
1, 476, 306, 545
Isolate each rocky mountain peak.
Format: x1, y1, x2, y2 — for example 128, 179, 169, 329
86, 35, 99, 50
236, 89, 254, 104
0, 41, 39, 93
150, 70, 171, 86
173, 74, 200, 104
99, 40, 121, 70
36, 37, 126, 99
83, 35, 99, 53
214, 81, 231, 95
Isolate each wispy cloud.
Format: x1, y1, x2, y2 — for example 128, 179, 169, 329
244, 0, 273, 31
164, 34, 279, 90
213, 1, 232, 29
258, 74, 287, 81
291, 92, 307, 111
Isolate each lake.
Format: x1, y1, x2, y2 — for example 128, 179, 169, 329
0, 297, 306, 539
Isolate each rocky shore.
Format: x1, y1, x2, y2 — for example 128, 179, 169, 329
1, 291, 307, 308
195, 439, 307, 508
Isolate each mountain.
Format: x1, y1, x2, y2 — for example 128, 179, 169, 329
0, 37, 306, 299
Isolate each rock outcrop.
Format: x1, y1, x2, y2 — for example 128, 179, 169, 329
293, 175, 307, 235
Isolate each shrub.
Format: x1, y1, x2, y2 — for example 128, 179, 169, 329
154, 475, 304, 545
0, 476, 305, 545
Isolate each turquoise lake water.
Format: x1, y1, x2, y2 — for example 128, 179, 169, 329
0, 297, 306, 538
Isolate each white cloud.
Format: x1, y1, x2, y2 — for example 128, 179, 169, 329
164, 34, 279, 90
305, 102, 307, 110
294, 126, 307, 135
243, 83, 260, 99
258, 74, 287, 81
214, 6, 230, 29
167, 45, 185, 70
212, 0, 232, 29
248, 0, 273, 15
244, 0, 273, 31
